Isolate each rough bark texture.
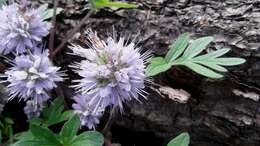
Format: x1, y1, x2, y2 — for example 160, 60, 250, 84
38, 0, 260, 146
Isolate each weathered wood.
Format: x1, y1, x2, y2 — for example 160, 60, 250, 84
37, 0, 260, 145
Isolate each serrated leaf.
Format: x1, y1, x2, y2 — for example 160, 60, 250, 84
183, 62, 223, 78
182, 37, 213, 59
30, 125, 61, 146
60, 115, 80, 145
167, 132, 190, 146
146, 57, 172, 76
165, 33, 190, 62
71, 131, 104, 146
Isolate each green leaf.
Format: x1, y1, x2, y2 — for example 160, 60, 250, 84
183, 62, 223, 78
0, 0, 6, 8
213, 58, 246, 66
193, 48, 230, 61
43, 97, 64, 126
147, 33, 246, 79
145, 57, 172, 76
4, 117, 14, 125
28, 118, 43, 126
60, 110, 75, 122
30, 125, 61, 146
165, 33, 190, 62
167, 132, 190, 146
38, 4, 63, 20
91, 0, 138, 9
71, 131, 104, 146
12, 140, 57, 146
60, 115, 80, 145
182, 37, 214, 59
15, 131, 34, 141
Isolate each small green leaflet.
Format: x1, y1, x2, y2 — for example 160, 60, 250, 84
146, 33, 246, 78
70, 131, 104, 146
12, 115, 104, 146
30, 125, 61, 146
42, 97, 74, 127
167, 132, 190, 146
90, 0, 138, 9
146, 57, 172, 76
38, 4, 63, 20
60, 115, 80, 145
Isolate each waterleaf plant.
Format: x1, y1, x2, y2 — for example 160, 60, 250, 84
12, 116, 104, 146
29, 97, 74, 127
146, 33, 246, 78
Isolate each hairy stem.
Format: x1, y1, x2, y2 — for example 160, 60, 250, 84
50, 9, 95, 60
102, 107, 116, 135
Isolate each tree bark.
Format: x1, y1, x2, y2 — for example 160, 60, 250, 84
42, 0, 260, 145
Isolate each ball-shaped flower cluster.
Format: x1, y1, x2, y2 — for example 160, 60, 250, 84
2, 50, 64, 105
70, 29, 151, 128
0, 2, 51, 54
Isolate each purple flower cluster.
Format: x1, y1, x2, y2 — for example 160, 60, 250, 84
70, 29, 151, 128
24, 99, 43, 119
0, 2, 51, 54
1, 50, 64, 118
72, 94, 104, 129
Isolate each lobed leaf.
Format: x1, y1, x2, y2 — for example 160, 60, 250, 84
60, 115, 80, 145
182, 36, 213, 59
30, 125, 61, 146
165, 33, 190, 62
71, 131, 104, 146
146, 57, 172, 76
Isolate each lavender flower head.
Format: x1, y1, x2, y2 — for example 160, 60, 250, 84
1, 50, 64, 104
70, 29, 152, 112
0, 1, 51, 54
72, 94, 104, 129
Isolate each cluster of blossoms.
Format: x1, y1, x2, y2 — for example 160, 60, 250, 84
0, 1, 64, 119
0, 1, 150, 128
0, 0, 51, 54
1, 50, 64, 118
70, 30, 151, 128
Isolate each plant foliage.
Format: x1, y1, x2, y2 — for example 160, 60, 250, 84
90, 0, 138, 9
146, 33, 246, 78
167, 132, 190, 146
11, 98, 104, 146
